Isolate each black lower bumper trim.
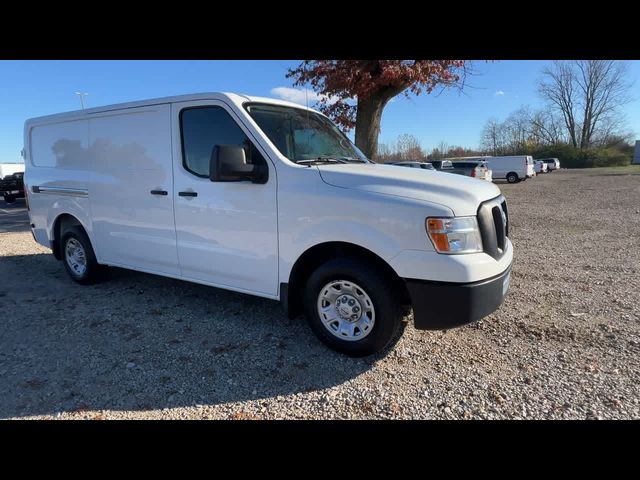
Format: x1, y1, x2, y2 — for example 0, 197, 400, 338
405, 266, 511, 330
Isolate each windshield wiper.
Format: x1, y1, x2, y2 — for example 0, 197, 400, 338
297, 156, 350, 165
338, 156, 369, 163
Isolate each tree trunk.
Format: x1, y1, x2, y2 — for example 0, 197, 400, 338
355, 95, 388, 160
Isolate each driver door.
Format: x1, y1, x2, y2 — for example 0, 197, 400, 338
171, 101, 279, 297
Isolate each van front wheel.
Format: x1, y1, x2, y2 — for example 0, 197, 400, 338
303, 258, 404, 357
61, 226, 106, 285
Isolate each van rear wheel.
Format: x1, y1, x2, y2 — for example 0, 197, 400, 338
303, 258, 404, 357
506, 172, 519, 183
61, 226, 106, 285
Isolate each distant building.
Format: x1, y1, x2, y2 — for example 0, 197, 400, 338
634, 141, 640, 164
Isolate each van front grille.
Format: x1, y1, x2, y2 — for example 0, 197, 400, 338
477, 195, 508, 260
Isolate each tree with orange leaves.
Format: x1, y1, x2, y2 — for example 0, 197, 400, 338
287, 60, 468, 159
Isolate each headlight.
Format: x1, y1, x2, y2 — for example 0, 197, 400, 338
426, 216, 483, 254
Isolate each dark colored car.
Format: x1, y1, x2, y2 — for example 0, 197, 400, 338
0, 172, 25, 203
429, 160, 453, 170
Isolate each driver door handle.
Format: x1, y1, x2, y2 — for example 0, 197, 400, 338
178, 191, 198, 197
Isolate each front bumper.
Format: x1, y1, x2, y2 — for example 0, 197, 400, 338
405, 265, 511, 330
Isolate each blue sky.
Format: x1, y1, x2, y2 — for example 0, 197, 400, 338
1, 60, 639, 162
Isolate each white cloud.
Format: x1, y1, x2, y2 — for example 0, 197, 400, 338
270, 86, 339, 106
494, 90, 505, 96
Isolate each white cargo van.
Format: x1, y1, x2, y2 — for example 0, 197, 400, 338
484, 155, 535, 183
23, 93, 513, 356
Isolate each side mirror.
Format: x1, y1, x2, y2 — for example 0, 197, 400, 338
209, 144, 267, 183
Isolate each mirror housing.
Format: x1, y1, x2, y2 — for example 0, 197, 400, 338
209, 144, 267, 183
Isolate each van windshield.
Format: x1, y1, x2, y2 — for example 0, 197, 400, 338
245, 103, 369, 164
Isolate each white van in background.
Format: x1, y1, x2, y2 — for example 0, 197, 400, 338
484, 156, 535, 183
23, 92, 513, 357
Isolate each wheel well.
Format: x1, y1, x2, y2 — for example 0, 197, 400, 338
284, 241, 411, 319
51, 214, 83, 260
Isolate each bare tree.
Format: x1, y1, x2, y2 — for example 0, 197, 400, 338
396, 134, 426, 161
575, 61, 633, 148
503, 107, 533, 152
480, 119, 504, 155
539, 61, 579, 147
437, 141, 450, 157
591, 114, 634, 147
374, 143, 392, 163
375, 134, 426, 162
539, 60, 633, 149
428, 148, 442, 160
481, 108, 566, 154
529, 109, 565, 145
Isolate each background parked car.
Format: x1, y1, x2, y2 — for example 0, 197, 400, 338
534, 160, 548, 174
537, 158, 560, 171
389, 161, 435, 170
0, 172, 25, 203
447, 160, 493, 182
0, 162, 25, 179
430, 160, 453, 170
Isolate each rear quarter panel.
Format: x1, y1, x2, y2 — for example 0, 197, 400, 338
24, 118, 94, 247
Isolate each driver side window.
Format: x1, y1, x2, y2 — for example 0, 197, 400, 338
180, 106, 267, 179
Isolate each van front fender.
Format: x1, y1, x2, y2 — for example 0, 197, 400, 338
280, 219, 404, 284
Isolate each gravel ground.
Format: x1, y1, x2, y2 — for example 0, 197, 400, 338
1, 167, 639, 420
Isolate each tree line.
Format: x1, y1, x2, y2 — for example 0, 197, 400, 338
375, 135, 482, 163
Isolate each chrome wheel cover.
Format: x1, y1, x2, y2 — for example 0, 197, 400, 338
317, 280, 375, 341
65, 238, 87, 276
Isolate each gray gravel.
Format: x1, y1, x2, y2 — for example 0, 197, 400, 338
1, 167, 639, 419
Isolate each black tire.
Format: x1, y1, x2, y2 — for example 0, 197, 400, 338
60, 226, 106, 285
303, 257, 404, 357
3, 194, 15, 204
506, 172, 519, 184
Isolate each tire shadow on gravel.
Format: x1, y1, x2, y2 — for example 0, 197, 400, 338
0, 253, 375, 418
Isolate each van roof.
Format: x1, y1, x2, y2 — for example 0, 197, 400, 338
25, 92, 318, 126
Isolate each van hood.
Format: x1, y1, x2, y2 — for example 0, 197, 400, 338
317, 163, 502, 216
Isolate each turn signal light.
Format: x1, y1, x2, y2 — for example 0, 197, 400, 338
426, 216, 483, 254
